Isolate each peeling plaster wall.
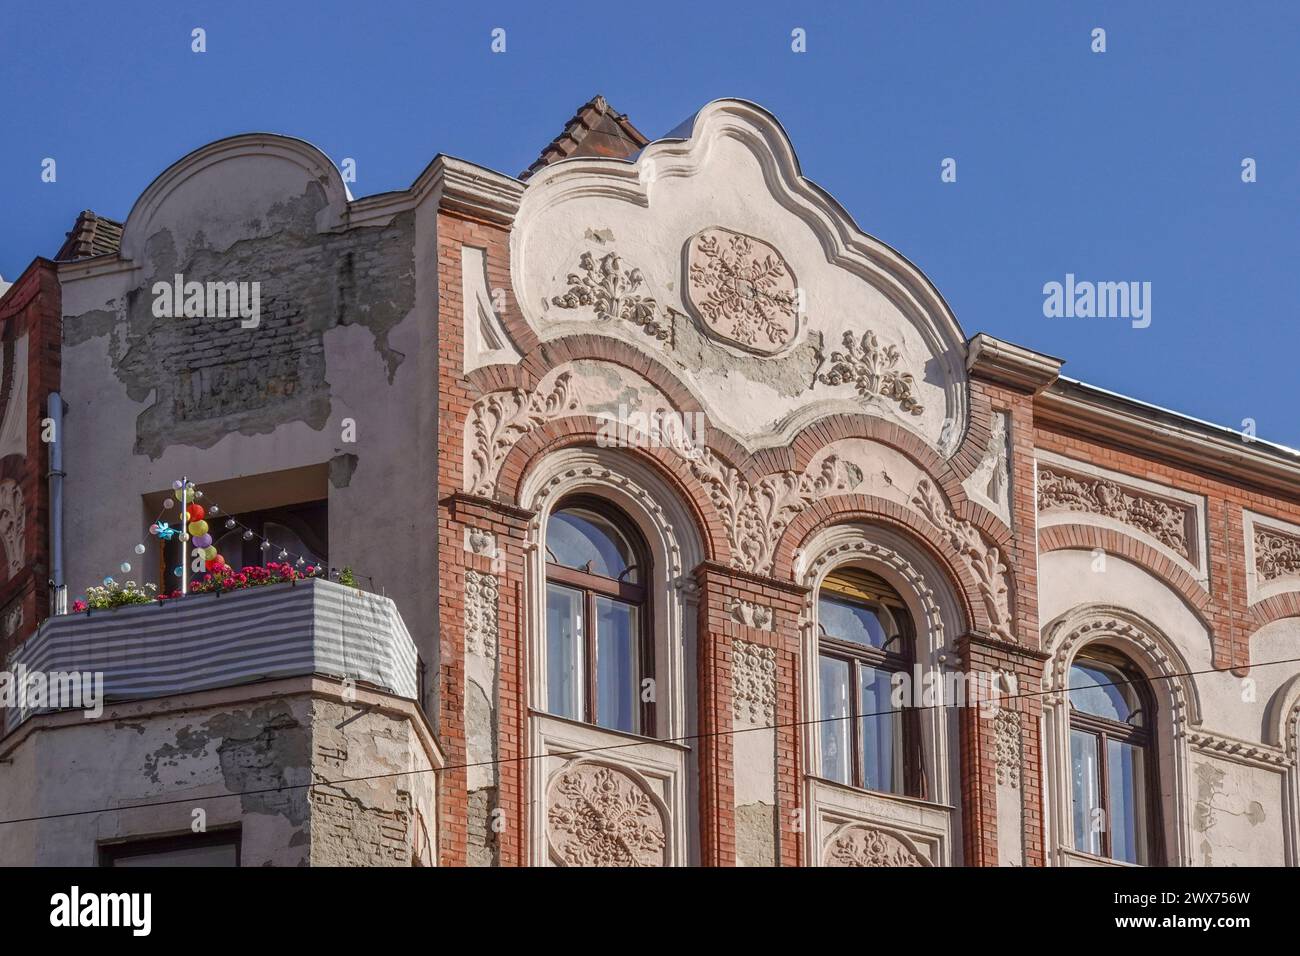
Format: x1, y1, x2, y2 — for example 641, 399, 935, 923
307, 697, 436, 867
0, 687, 436, 866
1191, 756, 1284, 866
0, 696, 313, 866
56, 139, 438, 671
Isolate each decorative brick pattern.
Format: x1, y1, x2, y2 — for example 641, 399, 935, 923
428, 168, 1300, 870
0, 259, 60, 658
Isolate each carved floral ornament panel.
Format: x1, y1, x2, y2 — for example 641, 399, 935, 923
1036, 466, 1193, 560
685, 226, 800, 355
1255, 525, 1300, 582
464, 375, 1014, 619
546, 761, 669, 867
545, 225, 927, 419
0, 480, 23, 576
823, 824, 929, 867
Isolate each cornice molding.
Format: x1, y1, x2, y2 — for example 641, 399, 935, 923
966, 333, 1063, 394
348, 155, 524, 229
1036, 380, 1300, 498
1184, 729, 1289, 771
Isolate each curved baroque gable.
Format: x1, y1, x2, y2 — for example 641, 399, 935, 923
512, 99, 969, 457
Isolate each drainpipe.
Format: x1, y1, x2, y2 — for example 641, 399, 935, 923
47, 393, 66, 615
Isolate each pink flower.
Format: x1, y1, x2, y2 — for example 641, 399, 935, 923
72, 600, 88, 613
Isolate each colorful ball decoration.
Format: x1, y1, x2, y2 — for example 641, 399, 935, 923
187, 503, 206, 521
193, 533, 213, 548
134, 543, 147, 555
202, 545, 218, 560
188, 519, 209, 537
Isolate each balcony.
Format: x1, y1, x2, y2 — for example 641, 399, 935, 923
3, 578, 420, 735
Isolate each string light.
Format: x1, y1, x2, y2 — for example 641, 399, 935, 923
135, 478, 380, 596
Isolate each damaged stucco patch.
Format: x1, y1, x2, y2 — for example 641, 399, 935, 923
143, 702, 311, 824
64, 183, 416, 459
467, 787, 499, 867
328, 452, 359, 488
1192, 760, 1268, 865
208, 703, 312, 825
735, 802, 776, 867
539, 316, 825, 402
307, 698, 431, 866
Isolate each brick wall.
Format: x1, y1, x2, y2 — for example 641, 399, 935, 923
0, 258, 60, 658
1031, 419, 1300, 673
436, 209, 526, 865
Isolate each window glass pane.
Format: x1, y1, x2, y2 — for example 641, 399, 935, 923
860, 665, 903, 793
546, 583, 583, 719
1069, 661, 1141, 725
595, 596, 640, 734
215, 529, 245, 566
109, 841, 238, 867
1108, 738, 1147, 865
819, 656, 852, 784
546, 509, 638, 582
262, 522, 323, 568
818, 595, 890, 649
1070, 728, 1103, 856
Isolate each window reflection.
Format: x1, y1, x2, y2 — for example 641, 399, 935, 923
816, 567, 917, 796
544, 499, 650, 735
1068, 649, 1155, 864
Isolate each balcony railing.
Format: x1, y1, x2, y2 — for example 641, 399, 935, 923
3, 578, 418, 734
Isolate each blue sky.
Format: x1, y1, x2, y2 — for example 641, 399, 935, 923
2, 1, 1296, 446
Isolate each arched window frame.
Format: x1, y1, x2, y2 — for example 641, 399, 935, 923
520, 449, 706, 867
815, 568, 924, 797
1042, 606, 1202, 867
521, 450, 704, 744
796, 525, 966, 867
1066, 647, 1160, 865
543, 496, 655, 735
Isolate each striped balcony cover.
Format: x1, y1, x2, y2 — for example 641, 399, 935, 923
3, 579, 418, 733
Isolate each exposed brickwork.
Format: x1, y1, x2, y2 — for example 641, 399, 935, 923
0, 259, 61, 657
1032, 420, 1300, 674
959, 633, 1049, 866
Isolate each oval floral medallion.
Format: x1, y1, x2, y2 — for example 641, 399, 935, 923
546, 761, 668, 866
686, 226, 799, 355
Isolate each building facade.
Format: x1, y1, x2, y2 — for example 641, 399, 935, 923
1, 96, 1298, 866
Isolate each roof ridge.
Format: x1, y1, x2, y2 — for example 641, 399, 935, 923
56, 209, 124, 261
520, 94, 650, 180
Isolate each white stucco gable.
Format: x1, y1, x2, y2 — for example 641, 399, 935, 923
511, 99, 970, 457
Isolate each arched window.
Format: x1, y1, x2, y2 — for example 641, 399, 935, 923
544, 499, 651, 736
1068, 649, 1156, 864
816, 568, 921, 796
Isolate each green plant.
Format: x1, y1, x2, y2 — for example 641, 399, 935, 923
338, 566, 357, 587
75, 579, 157, 611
